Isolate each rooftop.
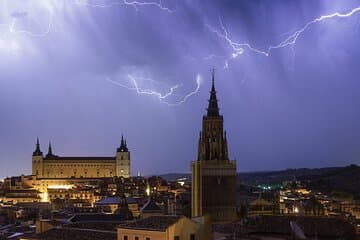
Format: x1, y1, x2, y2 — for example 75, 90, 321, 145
44, 156, 116, 161
126, 196, 137, 204
32, 227, 116, 240
140, 198, 163, 213
70, 213, 123, 223
95, 196, 121, 205
118, 215, 182, 232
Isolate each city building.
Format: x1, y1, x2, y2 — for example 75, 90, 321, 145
95, 196, 124, 213
32, 135, 130, 179
2, 189, 41, 204
140, 198, 164, 218
248, 197, 274, 216
117, 215, 211, 240
191, 71, 237, 222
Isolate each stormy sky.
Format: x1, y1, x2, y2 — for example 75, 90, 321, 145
1, 0, 360, 178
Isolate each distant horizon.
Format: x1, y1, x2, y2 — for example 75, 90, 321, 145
3, 162, 357, 180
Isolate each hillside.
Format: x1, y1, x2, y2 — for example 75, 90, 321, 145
159, 165, 360, 198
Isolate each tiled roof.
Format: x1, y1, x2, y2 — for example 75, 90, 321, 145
126, 197, 137, 204
66, 222, 120, 231
118, 215, 182, 232
95, 196, 121, 205
250, 198, 273, 206
140, 198, 162, 213
70, 213, 123, 223
33, 228, 116, 240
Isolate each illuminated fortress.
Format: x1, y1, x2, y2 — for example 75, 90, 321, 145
32, 136, 130, 179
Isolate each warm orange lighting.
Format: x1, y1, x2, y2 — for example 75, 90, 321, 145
47, 184, 73, 190
41, 192, 49, 202
294, 207, 299, 213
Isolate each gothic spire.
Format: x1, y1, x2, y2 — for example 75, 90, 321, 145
211, 68, 215, 91
207, 69, 220, 117
46, 142, 54, 158
32, 137, 43, 156
117, 134, 128, 152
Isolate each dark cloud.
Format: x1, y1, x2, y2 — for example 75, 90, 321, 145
1, 0, 360, 177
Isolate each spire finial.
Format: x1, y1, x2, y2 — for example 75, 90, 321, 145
212, 67, 215, 88
45, 141, 54, 158
33, 137, 43, 156
48, 142, 52, 155
118, 134, 128, 152
207, 69, 220, 117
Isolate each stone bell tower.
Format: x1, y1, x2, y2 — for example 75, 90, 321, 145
191, 70, 237, 222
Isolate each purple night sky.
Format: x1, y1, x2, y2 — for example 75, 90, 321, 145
1, 0, 360, 178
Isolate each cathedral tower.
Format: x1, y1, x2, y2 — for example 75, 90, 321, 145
191, 71, 237, 222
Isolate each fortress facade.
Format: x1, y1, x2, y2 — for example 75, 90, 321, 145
32, 136, 130, 179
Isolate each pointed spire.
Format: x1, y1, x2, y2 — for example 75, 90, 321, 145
48, 142, 52, 155
117, 134, 128, 152
33, 137, 43, 156
207, 68, 220, 117
124, 138, 128, 151
211, 67, 215, 91
121, 134, 125, 146
46, 141, 54, 158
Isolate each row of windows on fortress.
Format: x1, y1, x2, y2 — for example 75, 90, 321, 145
34, 163, 129, 177
38, 171, 117, 178
34, 163, 117, 167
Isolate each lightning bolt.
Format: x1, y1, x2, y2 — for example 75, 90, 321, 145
73, 0, 172, 12
208, 6, 360, 62
6, 16, 53, 38
0, 0, 185, 106
0, 9, 53, 54
0, 0, 171, 54
106, 74, 201, 106
170, 75, 201, 106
